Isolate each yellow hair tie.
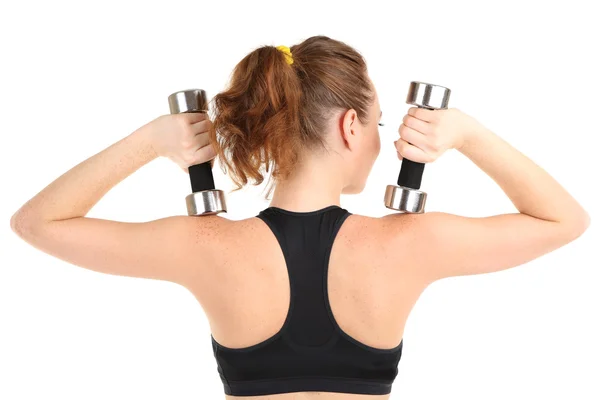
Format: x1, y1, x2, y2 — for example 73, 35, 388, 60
276, 45, 294, 65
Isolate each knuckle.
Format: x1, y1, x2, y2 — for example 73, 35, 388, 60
207, 145, 217, 157
439, 109, 451, 121
423, 122, 436, 135
184, 124, 195, 136
398, 140, 407, 154
183, 153, 196, 164
397, 139, 403, 149
184, 138, 197, 149
398, 124, 406, 138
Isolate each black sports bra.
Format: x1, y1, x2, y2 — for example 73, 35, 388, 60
211, 205, 403, 396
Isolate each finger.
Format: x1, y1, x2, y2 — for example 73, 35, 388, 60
399, 124, 433, 153
191, 118, 211, 130
192, 131, 211, 148
182, 112, 208, 125
402, 114, 431, 135
189, 119, 211, 136
407, 106, 437, 123
395, 138, 433, 163
191, 144, 217, 165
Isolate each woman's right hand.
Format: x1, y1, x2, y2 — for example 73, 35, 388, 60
394, 107, 486, 163
142, 113, 217, 173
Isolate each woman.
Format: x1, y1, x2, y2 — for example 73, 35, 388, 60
10, 35, 590, 399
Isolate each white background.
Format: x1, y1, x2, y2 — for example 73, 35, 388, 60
1, 1, 598, 399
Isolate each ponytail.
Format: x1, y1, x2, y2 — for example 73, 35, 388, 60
208, 36, 374, 198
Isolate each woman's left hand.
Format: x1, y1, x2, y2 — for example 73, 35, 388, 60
142, 112, 217, 173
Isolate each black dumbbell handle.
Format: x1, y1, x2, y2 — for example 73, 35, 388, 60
397, 105, 428, 190
188, 159, 216, 193
397, 158, 424, 190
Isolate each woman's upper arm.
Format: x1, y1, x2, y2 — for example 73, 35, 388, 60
11, 214, 222, 287
394, 211, 588, 282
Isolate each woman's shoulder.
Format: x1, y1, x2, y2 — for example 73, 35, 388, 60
208, 208, 424, 246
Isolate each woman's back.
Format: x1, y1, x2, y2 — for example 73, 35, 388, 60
193, 206, 423, 399
187, 188, 589, 399
203, 209, 419, 352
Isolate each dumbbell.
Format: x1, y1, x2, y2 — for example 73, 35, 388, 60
384, 81, 451, 213
168, 89, 227, 216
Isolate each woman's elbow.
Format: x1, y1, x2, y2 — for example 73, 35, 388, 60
564, 210, 591, 240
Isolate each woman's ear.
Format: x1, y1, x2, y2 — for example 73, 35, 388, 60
341, 108, 359, 150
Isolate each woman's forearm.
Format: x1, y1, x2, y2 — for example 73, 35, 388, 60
459, 127, 590, 230
11, 127, 157, 226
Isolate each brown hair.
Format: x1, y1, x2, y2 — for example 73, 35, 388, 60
207, 35, 375, 198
